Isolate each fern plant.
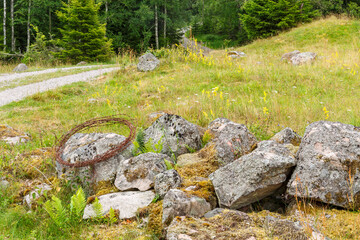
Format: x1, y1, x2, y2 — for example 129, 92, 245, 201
91, 197, 103, 219
132, 129, 164, 156
44, 187, 86, 229
69, 187, 87, 224
43, 196, 69, 228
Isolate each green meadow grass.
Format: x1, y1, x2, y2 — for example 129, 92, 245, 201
0, 16, 359, 239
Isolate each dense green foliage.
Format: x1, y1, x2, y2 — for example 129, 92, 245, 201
241, 0, 318, 40
191, 0, 360, 47
1, 0, 360, 56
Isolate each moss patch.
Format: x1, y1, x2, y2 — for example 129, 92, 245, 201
87, 181, 119, 204
137, 201, 164, 238
176, 147, 219, 207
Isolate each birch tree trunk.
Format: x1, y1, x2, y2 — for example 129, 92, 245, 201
3, 0, 6, 51
11, 0, 14, 52
27, 0, 31, 52
49, 7, 52, 35
155, 4, 159, 49
164, 1, 167, 45
105, 0, 108, 24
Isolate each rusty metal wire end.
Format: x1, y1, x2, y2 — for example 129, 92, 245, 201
55, 115, 136, 168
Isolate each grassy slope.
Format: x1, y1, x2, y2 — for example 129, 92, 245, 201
0, 16, 359, 239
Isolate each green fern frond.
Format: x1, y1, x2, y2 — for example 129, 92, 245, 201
154, 136, 164, 153
92, 197, 103, 219
44, 196, 69, 228
135, 128, 146, 153
108, 207, 118, 225
70, 187, 86, 222
164, 159, 174, 170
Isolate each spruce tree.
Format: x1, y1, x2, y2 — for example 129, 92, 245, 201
241, 0, 318, 40
57, 0, 112, 63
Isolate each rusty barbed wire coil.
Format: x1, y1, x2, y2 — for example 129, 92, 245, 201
55, 115, 136, 168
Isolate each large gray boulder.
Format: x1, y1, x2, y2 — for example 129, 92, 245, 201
162, 189, 211, 226
287, 121, 360, 209
137, 53, 160, 72
154, 169, 182, 198
210, 140, 296, 209
56, 133, 133, 186
12, 63, 28, 72
205, 118, 257, 165
144, 114, 202, 158
83, 191, 155, 219
291, 52, 317, 65
114, 152, 170, 191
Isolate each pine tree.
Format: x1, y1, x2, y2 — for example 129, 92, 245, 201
57, 0, 113, 63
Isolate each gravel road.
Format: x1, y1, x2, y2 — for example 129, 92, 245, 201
0, 65, 112, 84
0, 67, 119, 107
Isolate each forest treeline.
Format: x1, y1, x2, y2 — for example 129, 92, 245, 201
1, 0, 360, 62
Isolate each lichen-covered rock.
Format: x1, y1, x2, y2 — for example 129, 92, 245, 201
260, 214, 329, 240
12, 63, 28, 72
23, 183, 52, 208
210, 140, 296, 209
155, 169, 182, 198
205, 118, 257, 165
0, 124, 30, 145
166, 209, 329, 240
203, 208, 225, 218
144, 114, 202, 158
162, 189, 211, 226
271, 127, 302, 146
137, 53, 160, 72
166, 209, 256, 240
281, 50, 300, 61
83, 191, 155, 219
56, 133, 133, 187
115, 152, 170, 191
291, 52, 317, 65
287, 121, 360, 209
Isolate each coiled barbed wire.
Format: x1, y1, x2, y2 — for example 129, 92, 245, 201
55, 115, 136, 168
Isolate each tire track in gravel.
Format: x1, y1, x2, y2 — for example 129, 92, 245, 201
0, 65, 111, 84
0, 67, 119, 107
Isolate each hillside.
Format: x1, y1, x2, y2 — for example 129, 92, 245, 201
0, 16, 359, 239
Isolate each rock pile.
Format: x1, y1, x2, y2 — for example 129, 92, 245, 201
51, 114, 358, 239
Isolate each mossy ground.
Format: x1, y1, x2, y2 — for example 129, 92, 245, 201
0, 16, 359, 239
